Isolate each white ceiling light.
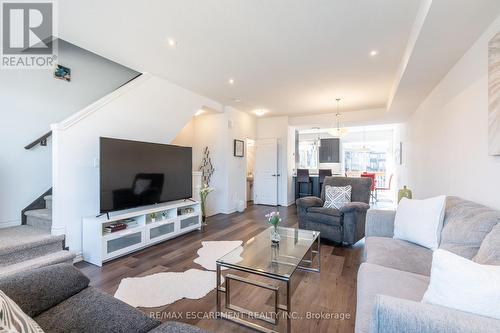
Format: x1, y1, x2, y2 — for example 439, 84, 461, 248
194, 109, 205, 116
253, 109, 268, 116
167, 38, 177, 48
370, 50, 378, 56
228, 78, 235, 85
328, 98, 348, 137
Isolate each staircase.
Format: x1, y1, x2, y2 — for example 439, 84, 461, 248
24, 194, 53, 233
0, 195, 75, 277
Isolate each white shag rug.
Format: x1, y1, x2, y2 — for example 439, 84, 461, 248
114, 269, 216, 308
193, 240, 243, 271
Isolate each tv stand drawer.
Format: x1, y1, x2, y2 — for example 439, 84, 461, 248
180, 215, 200, 229
103, 230, 144, 260
147, 221, 176, 243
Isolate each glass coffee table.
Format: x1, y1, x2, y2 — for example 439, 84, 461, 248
216, 226, 320, 333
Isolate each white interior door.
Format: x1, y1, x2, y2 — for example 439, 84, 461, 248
254, 138, 278, 206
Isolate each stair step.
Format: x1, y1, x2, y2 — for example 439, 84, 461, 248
24, 208, 52, 220
44, 195, 52, 209
0, 250, 75, 278
0, 226, 64, 267
25, 208, 52, 233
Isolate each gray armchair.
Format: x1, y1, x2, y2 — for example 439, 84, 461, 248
296, 176, 372, 245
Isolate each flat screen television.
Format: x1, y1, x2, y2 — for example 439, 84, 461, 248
99, 137, 192, 213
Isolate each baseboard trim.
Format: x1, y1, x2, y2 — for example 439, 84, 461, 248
223, 208, 237, 215
51, 226, 66, 235
73, 252, 83, 263
0, 220, 21, 228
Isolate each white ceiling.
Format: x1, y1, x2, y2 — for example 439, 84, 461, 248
387, 0, 500, 120
57, 0, 500, 120
57, 0, 420, 116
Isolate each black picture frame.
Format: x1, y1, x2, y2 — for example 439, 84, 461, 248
234, 139, 244, 157
54, 64, 71, 82
396, 141, 403, 165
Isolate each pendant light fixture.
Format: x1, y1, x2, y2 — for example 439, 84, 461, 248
358, 126, 371, 152
328, 98, 348, 137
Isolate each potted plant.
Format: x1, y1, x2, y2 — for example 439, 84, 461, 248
149, 213, 157, 223
266, 211, 282, 245
199, 183, 214, 229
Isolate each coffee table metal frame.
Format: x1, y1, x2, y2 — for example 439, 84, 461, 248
215, 230, 320, 333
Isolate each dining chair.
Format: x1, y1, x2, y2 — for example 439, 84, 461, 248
297, 169, 312, 198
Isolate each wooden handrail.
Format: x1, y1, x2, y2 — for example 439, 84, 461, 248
24, 131, 52, 150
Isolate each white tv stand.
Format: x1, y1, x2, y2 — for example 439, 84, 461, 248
82, 199, 201, 266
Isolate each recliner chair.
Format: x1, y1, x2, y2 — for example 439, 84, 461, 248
296, 177, 372, 245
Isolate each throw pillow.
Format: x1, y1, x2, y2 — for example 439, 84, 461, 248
0, 290, 45, 333
422, 249, 500, 320
323, 185, 351, 210
393, 195, 446, 250
473, 223, 500, 265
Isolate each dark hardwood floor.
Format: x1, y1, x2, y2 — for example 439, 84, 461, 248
76, 204, 362, 333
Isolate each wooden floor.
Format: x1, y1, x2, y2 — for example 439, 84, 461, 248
77, 204, 362, 333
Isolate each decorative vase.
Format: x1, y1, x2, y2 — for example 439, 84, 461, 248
270, 244, 279, 266
398, 185, 413, 203
201, 215, 207, 232
270, 226, 281, 246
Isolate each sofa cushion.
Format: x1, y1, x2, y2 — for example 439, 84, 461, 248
307, 206, 342, 217
304, 212, 342, 226
370, 295, 500, 333
355, 263, 429, 333
439, 197, 500, 259
0, 263, 90, 317
474, 223, 500, 265
364, 237, 433, 276
34, 287, 160, 333
149, 322, 209, 333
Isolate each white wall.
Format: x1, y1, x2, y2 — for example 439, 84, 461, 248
403, 13, 500, 209
226, 108, 257, 212
393, 124, 408, 195
52, 74, 222, 253
171, 120, 195, 147
175, 108, 257, 216
0, 39, 139, 228
287, 125, 297, 205
191, 113, 228, 216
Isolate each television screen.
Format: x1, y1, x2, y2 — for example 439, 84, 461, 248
99, 137, 192, 213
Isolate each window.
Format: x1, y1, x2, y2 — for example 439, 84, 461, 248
298, 140, 318, 169
344, 148, 388, 187
344, 150, 386, 172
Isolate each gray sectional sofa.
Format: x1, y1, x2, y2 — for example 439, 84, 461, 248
0, 264, 208, 333
356, 196, 500, 333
